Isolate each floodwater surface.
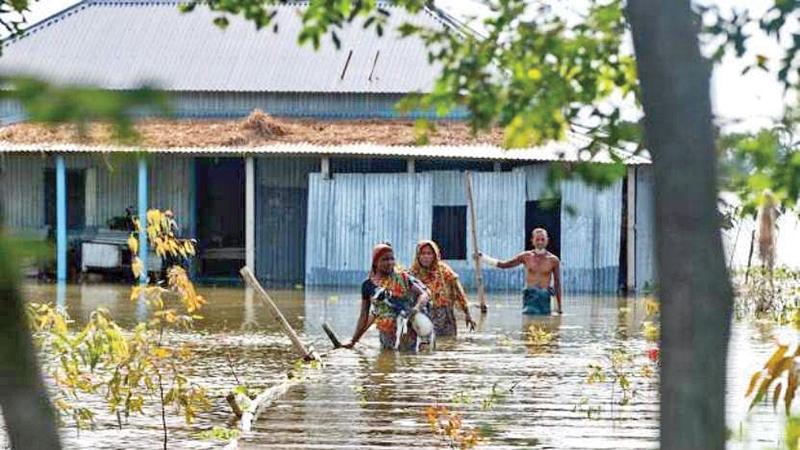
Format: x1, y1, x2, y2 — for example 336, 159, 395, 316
0, 282, 789, 449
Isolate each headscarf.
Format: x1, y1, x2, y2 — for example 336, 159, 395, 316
370, 242, 394, 276
410, 240, 442, 277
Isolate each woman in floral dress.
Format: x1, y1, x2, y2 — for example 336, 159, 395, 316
342, 243, 431, 351
410, 240, 476, 337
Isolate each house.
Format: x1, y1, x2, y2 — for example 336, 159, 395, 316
0, 0, 655, 292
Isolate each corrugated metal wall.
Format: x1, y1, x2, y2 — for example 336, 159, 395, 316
635, 166, 656, 292
171, 92, 467, 119
306, 172, 433, 286
446, 171, 527, 290
1, 153, 193, 234
305, 165, 625, 292
560, 177, 623, 293
255, 157, 319, 284
0, 154, 46, 230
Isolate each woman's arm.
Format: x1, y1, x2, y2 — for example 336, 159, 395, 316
451, 278, 476, 331
341, 293, 373, 349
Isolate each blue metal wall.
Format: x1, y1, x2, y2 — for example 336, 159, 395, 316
560, 176, 623, 293
635, 166, 656, 292
0, 153, 192, 234
1, 92, 467, 122
305, 165, 626, 293
306, 172, 433, 286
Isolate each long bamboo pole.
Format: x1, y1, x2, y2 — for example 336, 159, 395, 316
239, 266, 319, 361
465, 171, 487, 313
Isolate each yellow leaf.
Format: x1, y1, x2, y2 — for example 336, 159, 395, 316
127, 234, 138, 255
131, 258, 143, 279
746, 371, 762, 397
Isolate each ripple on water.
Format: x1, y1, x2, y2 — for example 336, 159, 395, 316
0, 283, 787, 449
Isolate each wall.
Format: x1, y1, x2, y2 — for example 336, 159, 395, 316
305, 164, 627, 293
635, 165, 657, 292
0, 153, 192, 234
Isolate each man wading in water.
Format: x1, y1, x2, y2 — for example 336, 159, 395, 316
477, 228, 563, 315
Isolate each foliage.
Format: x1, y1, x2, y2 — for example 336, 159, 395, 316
526, 323, 554, 346
718, 127, 800, 218
699, 2, 800, 90
28, 277, 210, 433
788, 415, 800, 450
180, 0, 641, 190
0, 77, 169, 142
577, 342, 658, 419
195, 426, 240, 441
129, 208, 198, 282
27, 208, 208, 447
734, 267, 800, 323
641, 297, 660, 343
746, 342, 800, 414
424, 405, 481, 449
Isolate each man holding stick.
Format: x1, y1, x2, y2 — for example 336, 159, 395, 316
476, 228, 563, 315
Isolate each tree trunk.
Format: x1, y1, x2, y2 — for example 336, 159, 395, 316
0, 232, 62, 449
626, 2, 733, 449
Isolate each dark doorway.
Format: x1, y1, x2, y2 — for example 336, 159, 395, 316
432, 205, 467, 260
524, 199, 561, 257
257, 187, 307, 285
195, 158, 245, 278
45, 169, 86, 231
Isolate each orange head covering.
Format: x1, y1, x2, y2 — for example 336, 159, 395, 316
370, 242, 394, 274
411, 240, 441, 274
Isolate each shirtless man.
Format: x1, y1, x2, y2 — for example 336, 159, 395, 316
477, 228, 562, 315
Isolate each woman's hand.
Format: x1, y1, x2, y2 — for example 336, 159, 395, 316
465, 316, 476, 332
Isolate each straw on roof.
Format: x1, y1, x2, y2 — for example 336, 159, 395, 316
0, 115, 504, 148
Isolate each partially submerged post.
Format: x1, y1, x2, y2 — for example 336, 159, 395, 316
239, 266, 320, 362
465, 171, 487, 313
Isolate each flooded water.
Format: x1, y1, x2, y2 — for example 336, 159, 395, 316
1, 282, 790, 449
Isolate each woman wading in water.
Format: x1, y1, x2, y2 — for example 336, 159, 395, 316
342, 243, 431, 351
410, 240, 476, 337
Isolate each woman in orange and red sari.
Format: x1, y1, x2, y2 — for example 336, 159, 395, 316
410, 240, 476, 337
342, 243, 431, 351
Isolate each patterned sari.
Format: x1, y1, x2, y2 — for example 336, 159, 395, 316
410, 240, 470, 337
363, 244, 424, 350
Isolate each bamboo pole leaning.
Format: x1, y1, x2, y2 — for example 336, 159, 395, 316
239, 266, 320, 362
465, 171, 488, 313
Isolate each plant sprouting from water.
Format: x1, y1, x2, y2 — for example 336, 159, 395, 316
746, 342, 800, 414
28, 208, 210, 449
424, 405, 481, 449
526, 324, 554, 346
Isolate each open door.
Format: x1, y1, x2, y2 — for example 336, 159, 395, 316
45, 168, 86, 233
525, 199, 561, 257
195, 158, 245, 278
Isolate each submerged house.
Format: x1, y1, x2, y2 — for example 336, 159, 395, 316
0, 0, 655, 292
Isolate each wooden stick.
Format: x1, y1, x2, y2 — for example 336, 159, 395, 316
225, 393, 243, 419
239, 266, 320, 361
465, 171, 487, 313
322, 322, 342, 348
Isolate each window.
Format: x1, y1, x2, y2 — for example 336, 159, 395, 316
432, 206, 467, 260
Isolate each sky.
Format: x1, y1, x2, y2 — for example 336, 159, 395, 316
12, 0, 800, 267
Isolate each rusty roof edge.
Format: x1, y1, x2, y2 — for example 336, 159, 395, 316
0, 141, 652, 164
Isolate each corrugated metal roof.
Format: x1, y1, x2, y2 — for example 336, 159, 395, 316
0, 139, 652, 164
0, 1, 446, 93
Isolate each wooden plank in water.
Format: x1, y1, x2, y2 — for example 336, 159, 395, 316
239, 266, 320, 362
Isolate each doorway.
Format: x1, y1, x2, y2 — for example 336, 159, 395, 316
524, 199, 561, 257
195, 158, 245, 278
44, 168, 86, 232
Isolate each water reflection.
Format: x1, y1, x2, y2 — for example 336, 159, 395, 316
5, 282, 789, 449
